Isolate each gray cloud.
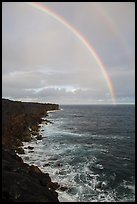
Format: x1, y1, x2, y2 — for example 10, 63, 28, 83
3, 86, 114, 105
2, 2, 135, 104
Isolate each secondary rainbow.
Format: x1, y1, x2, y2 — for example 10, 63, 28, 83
26, 2, 116, 104
93, 3, 131, 63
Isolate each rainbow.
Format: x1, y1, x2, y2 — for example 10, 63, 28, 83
26, 2, 116, 104
93, 3, 130, 62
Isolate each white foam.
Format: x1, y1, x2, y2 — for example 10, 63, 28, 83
57, 190, 78, 202
95, 163, 104, 170
122, 180, 135, 192
47, 109, 60, 113
17, 110, 134, 202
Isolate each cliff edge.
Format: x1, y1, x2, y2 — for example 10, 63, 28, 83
2, 98, 60, 202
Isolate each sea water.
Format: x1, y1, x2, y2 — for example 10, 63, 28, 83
21, 105, 135, 202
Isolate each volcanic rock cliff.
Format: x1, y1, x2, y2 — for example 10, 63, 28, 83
2, 98, 59, 151
2, 98, 60, 202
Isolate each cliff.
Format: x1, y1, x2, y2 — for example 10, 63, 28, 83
2, 98, 60, 202
2, 98, 59, 151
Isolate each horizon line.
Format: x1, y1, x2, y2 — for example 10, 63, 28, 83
2, 97, 134, 106
60, 103, 135, 105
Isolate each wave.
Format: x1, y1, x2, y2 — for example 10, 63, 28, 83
18, 105, 135, 202
19, 138, 135, 202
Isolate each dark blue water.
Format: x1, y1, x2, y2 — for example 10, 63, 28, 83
22, 105, 135, 202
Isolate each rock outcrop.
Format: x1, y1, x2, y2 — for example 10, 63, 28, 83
2, 146, 59, 202
2, 98, 59, 151
2, 98, 59, 202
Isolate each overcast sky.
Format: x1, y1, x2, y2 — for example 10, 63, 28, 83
2, 2, 135, 104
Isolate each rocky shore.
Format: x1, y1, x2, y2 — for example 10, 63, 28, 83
2, 98, 60, 202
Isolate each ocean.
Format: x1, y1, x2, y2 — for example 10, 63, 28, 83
21, 105, 135, 202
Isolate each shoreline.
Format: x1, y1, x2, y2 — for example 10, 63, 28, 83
18, 116, 71, 202
18, 109, 78, 203
21, 105, 135, 202
2, 98, 60, 202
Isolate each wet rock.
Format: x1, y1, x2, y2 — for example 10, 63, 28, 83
56, 163, 63, 167
31, 124, 39, 132
31, 130, 38, 136
29, 165, 42, 174
101, 181, 107, 190
2, 148, 59, 202
48, 120, 54, 124
36, 135, 42, 140
16, 147, 25, 154
43, 163, 50, 167
95, 181, 102, 189
28, 146, 34, 150
59, 186, 68, 191
28, 150, 34, 153
95, 181, 107, 191
41, 119, 48, 124
49, 182, 60, 190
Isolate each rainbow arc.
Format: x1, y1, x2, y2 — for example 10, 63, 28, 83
27, 2, 116, 104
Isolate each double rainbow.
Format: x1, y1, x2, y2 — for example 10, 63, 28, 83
27, 2, 116, 104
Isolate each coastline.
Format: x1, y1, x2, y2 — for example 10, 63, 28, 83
18, 113, 72, 202
2, 98, 60, 202
22, 105, 135, 202
21, 109, 79, 202
3, 100, 134, 202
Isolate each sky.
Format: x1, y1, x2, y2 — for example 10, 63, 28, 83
2, 2, 135, 104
